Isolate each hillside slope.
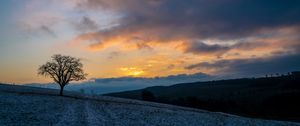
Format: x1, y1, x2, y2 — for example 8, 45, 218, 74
105, 74, 300, 121
0, 84, 299, 126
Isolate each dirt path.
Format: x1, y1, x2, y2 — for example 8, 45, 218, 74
85, 100, 104, 126
54, 100, 88, 126
54, 102, 78, 126
55, 100, 115, 126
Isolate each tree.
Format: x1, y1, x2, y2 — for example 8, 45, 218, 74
38, 54, 87, 96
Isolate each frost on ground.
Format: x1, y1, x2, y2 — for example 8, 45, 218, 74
0, 84, 299, 126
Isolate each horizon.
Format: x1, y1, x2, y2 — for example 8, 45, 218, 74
1, 70, 295, 85
1, 0, 300, 84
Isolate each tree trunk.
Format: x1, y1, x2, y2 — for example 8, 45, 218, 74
60, 85, 64, 96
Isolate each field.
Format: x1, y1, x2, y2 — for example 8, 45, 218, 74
0, 84, 299, 126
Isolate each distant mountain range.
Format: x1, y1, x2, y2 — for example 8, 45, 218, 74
25, 72, 213, 94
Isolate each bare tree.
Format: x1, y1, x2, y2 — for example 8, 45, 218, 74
38, 54, 87, 96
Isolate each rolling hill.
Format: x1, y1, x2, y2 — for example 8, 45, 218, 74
105, 72, 300, 122
0, 84, 299, 126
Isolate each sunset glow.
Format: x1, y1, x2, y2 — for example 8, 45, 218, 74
1, 0, 300, 84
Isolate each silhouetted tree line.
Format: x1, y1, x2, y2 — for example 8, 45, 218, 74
141, 90, 155, 101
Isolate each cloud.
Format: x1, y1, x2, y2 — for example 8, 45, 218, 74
70, 0, 300, 55
93, 72, 211, 85
167, 64, 175, 69
73, 16, 98, 32
21, 23, 57, 37
185, 60, 230, 70
75, 0, 300, 38
17, 0, 300, 80
181, 41, 231, 56
179, 38, 284, 56
17, 2, 66, 38
107, 51, 122, 59
185, 53, 300, 77
39, 25, 56, 37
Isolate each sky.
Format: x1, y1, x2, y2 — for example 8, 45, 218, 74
1, 0, 300, 84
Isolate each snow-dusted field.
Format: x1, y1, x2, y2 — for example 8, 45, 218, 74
0, 84, 299, 126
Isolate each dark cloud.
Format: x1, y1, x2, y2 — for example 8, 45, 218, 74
39, 25, 56, 37
91, 72, 212, 88
232, 41, 269, 50
77, 0, 103, 9
183, 41, 230, 55
74, 16, 98, 32
182, 40, 270, 56
186, 53, 300, 77
76, 0, 300, 40
185, 60, 231, 70
271, 50, 292, 56
71, 0, 300, 57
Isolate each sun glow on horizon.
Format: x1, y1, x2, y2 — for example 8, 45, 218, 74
120, 67, 145, 76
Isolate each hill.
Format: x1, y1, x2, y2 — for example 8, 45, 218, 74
0, 84, 299, 125
105, 72, 300, 122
